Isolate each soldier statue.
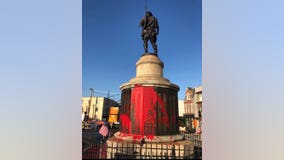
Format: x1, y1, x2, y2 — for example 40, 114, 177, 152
139, 11, 159, 55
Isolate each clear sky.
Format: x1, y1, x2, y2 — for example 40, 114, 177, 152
83, 0, 202, 100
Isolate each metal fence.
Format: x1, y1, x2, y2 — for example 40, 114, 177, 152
108, 141, 201, 159
181, 132, 202, 147
83, 130, 202, 159
82, 142, 202, 159
83, 144, 107, 159
181, 132, 202, 159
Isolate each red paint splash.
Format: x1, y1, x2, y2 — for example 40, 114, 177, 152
116, 132, 155, 142
120, 114, 131, 133
119, 85, 170, 140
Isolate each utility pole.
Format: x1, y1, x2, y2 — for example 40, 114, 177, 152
94, 97, 98, 120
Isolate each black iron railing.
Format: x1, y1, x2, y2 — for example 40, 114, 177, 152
83, 129, 202, 159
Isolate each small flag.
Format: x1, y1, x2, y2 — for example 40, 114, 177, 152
99, 125, 109, 137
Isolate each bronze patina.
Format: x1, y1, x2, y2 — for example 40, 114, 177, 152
139, 11, 159, 55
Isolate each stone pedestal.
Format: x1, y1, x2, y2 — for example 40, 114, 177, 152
121, 53, 176, 88
118, 53, 180, 140
106, 53, 193, 159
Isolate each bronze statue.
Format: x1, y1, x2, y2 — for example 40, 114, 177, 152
139, 11, 159, 55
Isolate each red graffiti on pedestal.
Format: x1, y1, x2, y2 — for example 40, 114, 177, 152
119, 85, 170, 140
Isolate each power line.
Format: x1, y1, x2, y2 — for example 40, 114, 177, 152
94, 89, 120, 95
82, 88, 120, 95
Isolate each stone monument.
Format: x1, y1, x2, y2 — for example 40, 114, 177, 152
107, 11, 194, 159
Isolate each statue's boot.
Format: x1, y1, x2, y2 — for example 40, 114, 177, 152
153, 44, 158, 55
144, 43, 148, 53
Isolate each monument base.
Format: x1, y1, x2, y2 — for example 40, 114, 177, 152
106, 136, 194, 159
113, 132, 184, 143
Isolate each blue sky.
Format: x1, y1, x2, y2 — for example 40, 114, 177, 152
83, 0, 202, 100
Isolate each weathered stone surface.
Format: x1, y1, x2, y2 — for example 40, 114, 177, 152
120, 54, 179, 91
136, 54, 164, 77
118, 53, 180, 141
